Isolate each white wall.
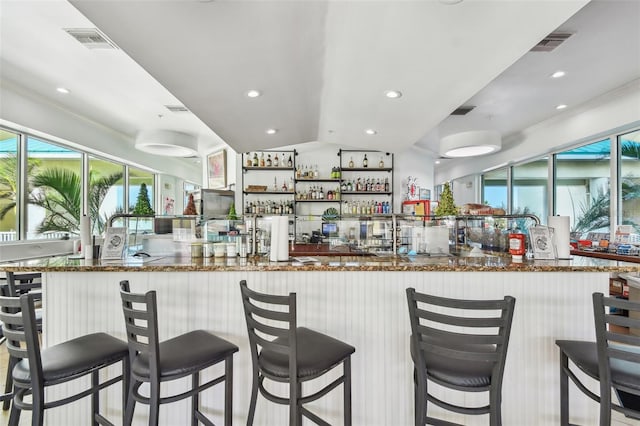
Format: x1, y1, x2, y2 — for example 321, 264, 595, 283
0, 81, 202, 184
435, 80, 640, 190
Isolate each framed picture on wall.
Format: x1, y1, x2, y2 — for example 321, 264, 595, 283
420, 188, 431, 200
207, 149, 226, 189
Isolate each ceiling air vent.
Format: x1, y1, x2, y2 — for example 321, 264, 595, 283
530, 32, 572, 52
64, 28, 119, 50
451, 106, 475, 116
165, 105, 190, 113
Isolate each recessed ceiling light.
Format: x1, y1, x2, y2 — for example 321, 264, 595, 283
246, 89, 261, 98
556, 104, 568, 110
551, 70, 566, 78
384, 90, 402, 99
435, 160, 441, 164
56, 87, 70, 94
266, 128, 277, 135
365, 129, 377, 135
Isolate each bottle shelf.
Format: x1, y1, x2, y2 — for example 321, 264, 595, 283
295, 199, 340, 203
244, 191, 295, 195
341, 191, 391, 195
243, 166, 294, 171
340, 167, 392, 172
295, 178, 341, 182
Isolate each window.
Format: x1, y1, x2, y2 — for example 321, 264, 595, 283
482, 168, 508, 211
129, 167, 154, 213
0, 129, 18, 241
27, 136, 82, 239
512, 157, 548, 223
89, 156, 124, 235
555, 139, 611, 235
619, 130, 640, 233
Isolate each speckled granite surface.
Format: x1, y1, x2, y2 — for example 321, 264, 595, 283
1, 253, 638, 272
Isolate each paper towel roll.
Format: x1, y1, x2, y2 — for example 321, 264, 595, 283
80, 215, 92, 260
548, 215, 571, 259
270, 216, 289, 262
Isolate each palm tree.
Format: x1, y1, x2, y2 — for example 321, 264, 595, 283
0, 153, 39, 220
30, 168, 123, 235
572, 141, 640, 234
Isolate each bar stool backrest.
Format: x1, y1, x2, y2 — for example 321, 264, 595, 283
4, 272, 42, 297
406, 289, 515, 388
0, 294, 44, 386
239, 280, 297, 380
119, 280, 161, 381
592, 292, 640, 417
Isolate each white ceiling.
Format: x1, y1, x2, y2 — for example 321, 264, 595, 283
1, 0, 639, 164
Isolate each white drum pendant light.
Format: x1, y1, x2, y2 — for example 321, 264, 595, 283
440, 130, 502, 158
135, 129, 199, 157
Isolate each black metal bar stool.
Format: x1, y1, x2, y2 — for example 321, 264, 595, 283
556, 292, 640, 425
0, 293, 129, 426
119, 280, 238, 426
239, 280, 355, 426
406, 288, 516, 426
1, 272, 43, 411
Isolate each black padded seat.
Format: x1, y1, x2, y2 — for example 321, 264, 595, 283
240, 280, 355, 426
13, 332, 128, 385
120, 280, 238, 426
410, 338, 494, 388
131, 329, 238, 380
259, 327, 355, 379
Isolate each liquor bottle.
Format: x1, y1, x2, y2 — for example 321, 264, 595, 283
363, 154, 368, 168
379, 157, 384, 168
266, 154, 272, 167
260, 153, 265, 167
273, 153, 279, 167
384, 177, 390, 192
287, 155, 293, 167
252, 152, 259, 167
348, 157, 354, 168
246, 154, 253, 167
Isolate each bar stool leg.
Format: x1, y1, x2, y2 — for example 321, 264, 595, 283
559, 351, 569, 426
122, 359, 130, 426
8, 402, 20, 426
124, 379, 136, 426
344, 357, 352, 426
191, 372, 199, 426
32, 386, 45, 426
149, 380, 160, 426
246, 368, 258, 426
3, 356, 17, 411
225, 356, 233, 426
91, 370, 100, 426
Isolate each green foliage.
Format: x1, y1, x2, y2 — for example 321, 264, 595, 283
12, 164, 123, 235
0, 154, 40, 220
132, 183, 154, 215
227, 202, 238, 220
434, 182, 457, 216
31, 168, 82, 234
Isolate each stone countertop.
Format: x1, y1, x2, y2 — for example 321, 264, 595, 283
1, 253, 639, 273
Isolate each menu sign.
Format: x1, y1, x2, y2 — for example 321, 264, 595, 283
102, 227, 127, 260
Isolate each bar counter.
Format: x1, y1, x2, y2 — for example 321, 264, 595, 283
1, 255, 638, 425
3, 252, 639, 273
